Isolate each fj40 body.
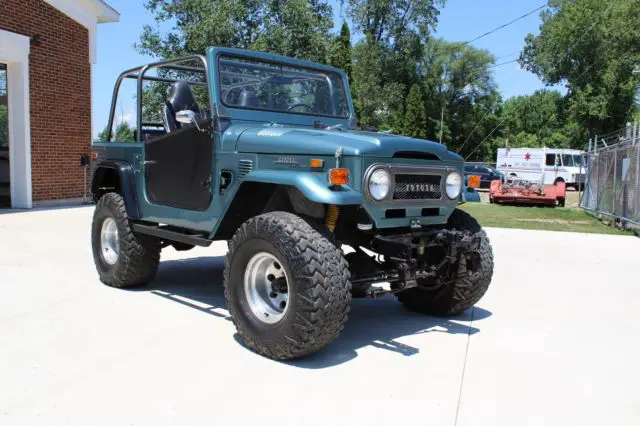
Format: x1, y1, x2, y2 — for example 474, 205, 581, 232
90, 47, 494, 360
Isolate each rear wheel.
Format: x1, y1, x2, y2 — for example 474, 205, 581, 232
91, 192, 161, 288
396, 209, 493, 316
224, 211, 351, 360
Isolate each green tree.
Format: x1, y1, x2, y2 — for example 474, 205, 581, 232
328, 21, 352, 78
418, 38, 501, 154
97, 121, 136, 142
136, 0, 335, 63
252, 0, 334, 63
501, 89, 568, 147
0, 106, 7, 149
402, 84, 428, 138
347, 0, 443, 47
347, 0, 445, 130
520, 0, 640, 137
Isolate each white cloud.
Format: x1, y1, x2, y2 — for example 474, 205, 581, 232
115, 111, 135, 127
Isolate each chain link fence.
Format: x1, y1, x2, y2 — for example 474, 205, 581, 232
580, 125, 640, 227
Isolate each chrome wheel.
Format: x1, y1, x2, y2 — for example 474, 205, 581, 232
243, 252, 289, 324
100, 217, 120, 265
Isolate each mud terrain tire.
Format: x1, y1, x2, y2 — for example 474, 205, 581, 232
91, 192, 161, 288
396, 209, 493, 316
224, 211, 351, 360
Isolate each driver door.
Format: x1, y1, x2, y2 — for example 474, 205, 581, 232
144, 118, 213, 211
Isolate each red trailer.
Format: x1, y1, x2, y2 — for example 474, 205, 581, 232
490, 177, 566, 207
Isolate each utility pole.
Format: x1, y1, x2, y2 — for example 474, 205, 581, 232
427, 105, 445, 144
439, 107, 444, 145
633, 65, 640, 122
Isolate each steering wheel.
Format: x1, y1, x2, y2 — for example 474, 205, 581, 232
287, 103, 313, 112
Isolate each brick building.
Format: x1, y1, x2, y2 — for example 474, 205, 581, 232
0, 0, 119, 208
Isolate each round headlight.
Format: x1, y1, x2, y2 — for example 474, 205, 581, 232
369, 169, 391, 201
445, 172, 462, 199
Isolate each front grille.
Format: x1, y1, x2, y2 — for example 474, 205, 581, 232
393, 174, 442, 200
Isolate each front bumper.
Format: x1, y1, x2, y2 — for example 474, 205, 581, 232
350, 227, 482, 297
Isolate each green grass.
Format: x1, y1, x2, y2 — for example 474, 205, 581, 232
459, 202, 634, 236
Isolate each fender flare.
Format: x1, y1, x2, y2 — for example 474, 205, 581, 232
91, 160, 141, 219
244, 170, 363, 205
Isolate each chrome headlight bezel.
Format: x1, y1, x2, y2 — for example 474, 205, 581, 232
367, 168, 392, 201
445, 171, 462, 199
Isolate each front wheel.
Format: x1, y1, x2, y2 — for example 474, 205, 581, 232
396, 209, 494, 316
91, 192, 161, 288
224, 211, 352, 360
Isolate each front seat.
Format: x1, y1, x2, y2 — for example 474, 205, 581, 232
162, 81, 202, 133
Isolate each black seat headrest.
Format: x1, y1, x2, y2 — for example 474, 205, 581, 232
167, 81, 200, 113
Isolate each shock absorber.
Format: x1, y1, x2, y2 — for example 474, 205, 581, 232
325, 204, 339, 232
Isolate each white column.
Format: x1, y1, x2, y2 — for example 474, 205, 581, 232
0, 29, 32, 209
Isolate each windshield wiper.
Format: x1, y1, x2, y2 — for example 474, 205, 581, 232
312, 121, 344, 131
325, 123, 344, 132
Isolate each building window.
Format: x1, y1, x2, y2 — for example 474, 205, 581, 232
0, 63, 9, 207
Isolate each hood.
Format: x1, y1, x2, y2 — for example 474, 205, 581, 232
233, 126, 463, 162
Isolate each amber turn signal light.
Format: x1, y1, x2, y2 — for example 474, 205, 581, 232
310, 158, 324, 168
468, 175, 481, 189
328, 168, 349, 185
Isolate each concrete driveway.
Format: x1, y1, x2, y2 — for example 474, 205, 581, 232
1, 206, 638, 426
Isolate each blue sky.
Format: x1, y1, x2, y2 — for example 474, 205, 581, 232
92, 0, 558, 137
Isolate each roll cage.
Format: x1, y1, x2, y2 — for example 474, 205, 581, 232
105, 55, 210, 142
105, 51, 352, 142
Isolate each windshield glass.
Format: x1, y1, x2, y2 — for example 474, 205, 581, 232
562, 154, 575, 167
574, 154, 583, 167
218, 55, 349, 118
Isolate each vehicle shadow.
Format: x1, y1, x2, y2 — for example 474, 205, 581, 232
146, 255, 492, 369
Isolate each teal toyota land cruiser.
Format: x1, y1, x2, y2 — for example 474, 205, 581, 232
90, 47, 494, 360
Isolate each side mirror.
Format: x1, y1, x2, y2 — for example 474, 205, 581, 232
176, 110, 196, 125
175, 109, 204, 132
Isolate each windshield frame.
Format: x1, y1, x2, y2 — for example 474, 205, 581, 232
214, 52, 352, 121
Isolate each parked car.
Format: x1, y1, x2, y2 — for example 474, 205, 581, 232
463, 163, 503, 189
90, 47, 494, 360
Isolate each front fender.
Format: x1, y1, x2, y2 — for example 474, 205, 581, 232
244, 170, 363, 205
91, 160, 141, 219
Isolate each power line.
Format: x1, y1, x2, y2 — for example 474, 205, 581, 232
457, 108, 491, 154
489, 59, 518, 69
424, 4, 552, 94
462, 2, 616, 160
464, 3, 548, 45
464, 115, 509, 160
495, 50, 520, 60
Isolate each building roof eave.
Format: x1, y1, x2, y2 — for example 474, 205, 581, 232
94, 0, 120, 24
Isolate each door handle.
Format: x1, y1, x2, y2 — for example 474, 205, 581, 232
143, 160, 157, 165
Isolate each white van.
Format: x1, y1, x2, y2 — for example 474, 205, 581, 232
496, 147, 585, 189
